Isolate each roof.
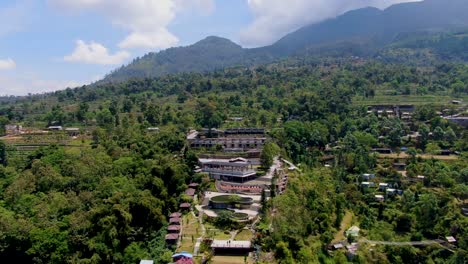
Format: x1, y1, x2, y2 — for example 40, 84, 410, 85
180, 203, 191, 208
185, 188, 196, 196
347, 226, 360, 232
211, 240, 252, 248
169, 217, 181, 223
168, 225, 181, 231
65, 128, 80, 131
165, 234, 179, 240
139, 260, 154, 264
333, 244, 344, 249
173, 252, 193, 258
170, 212, 182, 218
188, 183, 199, 188
446, 236, 457, 243
375, 195, 384, 199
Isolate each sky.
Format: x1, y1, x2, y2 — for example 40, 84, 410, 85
0, 0, 420, 96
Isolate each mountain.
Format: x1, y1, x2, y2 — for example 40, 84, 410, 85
102, 0, 468, 83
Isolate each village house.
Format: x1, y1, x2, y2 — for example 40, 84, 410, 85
345, 226, 360, 238
362, 173, 375, 181
65, 128, 80, 136
375, 195, 385, 202
4, 124, 22, 135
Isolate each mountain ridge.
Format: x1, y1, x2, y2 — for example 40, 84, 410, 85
102, 0, 468, 83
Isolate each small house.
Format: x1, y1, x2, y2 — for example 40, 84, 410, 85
170, 212, 182, 218
139, 260, 154, 264
48, 126, 63, 131
147, 127, 160, 133
180, 203, 191, 211
165, 233, 179, 244
362, 173, 375, 180
417, 175, 425, 181
386, 188, 397, 196
446, 236, 457, 244
345, 226, 360, 237
379, 183, 389, 191
65, 128, 80, 136
169, 217, 181, 225
167, 225, 181, 233
375, 195, 385, 202
188, 183, 199, 189
361, 182, 375, 188
185, 188, 196, 197
393, 163, 406, 171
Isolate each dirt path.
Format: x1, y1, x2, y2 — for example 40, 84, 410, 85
332, 210, 353, 244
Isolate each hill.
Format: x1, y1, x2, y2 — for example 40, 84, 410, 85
102, 0, 468, 83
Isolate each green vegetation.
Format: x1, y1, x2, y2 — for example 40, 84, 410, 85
0, 42, 467, 263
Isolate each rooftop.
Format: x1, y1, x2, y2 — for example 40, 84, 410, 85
211, 240, 252, 249
165, 233, 179, 240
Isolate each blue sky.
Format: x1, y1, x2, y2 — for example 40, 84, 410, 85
0, 0, 419, 96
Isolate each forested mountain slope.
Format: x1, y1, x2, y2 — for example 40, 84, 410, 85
102, 0, 468, 83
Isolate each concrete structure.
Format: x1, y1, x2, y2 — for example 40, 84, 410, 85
188, 128, 266, 151
211, 240, 253, 255
200, 158, 257, 183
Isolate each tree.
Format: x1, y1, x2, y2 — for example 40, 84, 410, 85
0, 140, 6, 166
260, 142, 280, 169
444, 127, 456, 144
425, 143, 441, 155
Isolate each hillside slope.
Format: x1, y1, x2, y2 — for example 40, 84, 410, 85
102, 0, 468, 83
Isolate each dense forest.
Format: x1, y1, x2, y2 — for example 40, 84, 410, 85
0, 56, 467, 263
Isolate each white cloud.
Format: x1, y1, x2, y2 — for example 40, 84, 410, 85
241, 0, 422, 47
0, 59, 16, 70
64, 40, 130, 65
48, 0, 215, 50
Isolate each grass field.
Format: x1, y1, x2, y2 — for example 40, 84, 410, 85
234, 229, 253, 241
178, 213, 201, 253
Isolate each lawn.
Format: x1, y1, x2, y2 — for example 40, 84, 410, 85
178, 213, 201, 253
234, 229, 253, 241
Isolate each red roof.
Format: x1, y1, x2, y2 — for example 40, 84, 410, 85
185, 188, 196, 196
170, 212, 182, 218
180, 203, 191, 208
176, 257, 194, 264
170, 217, 181, 223
188, 183, 199, 188
165, 234, 179, 240
168, 225, 181, 231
